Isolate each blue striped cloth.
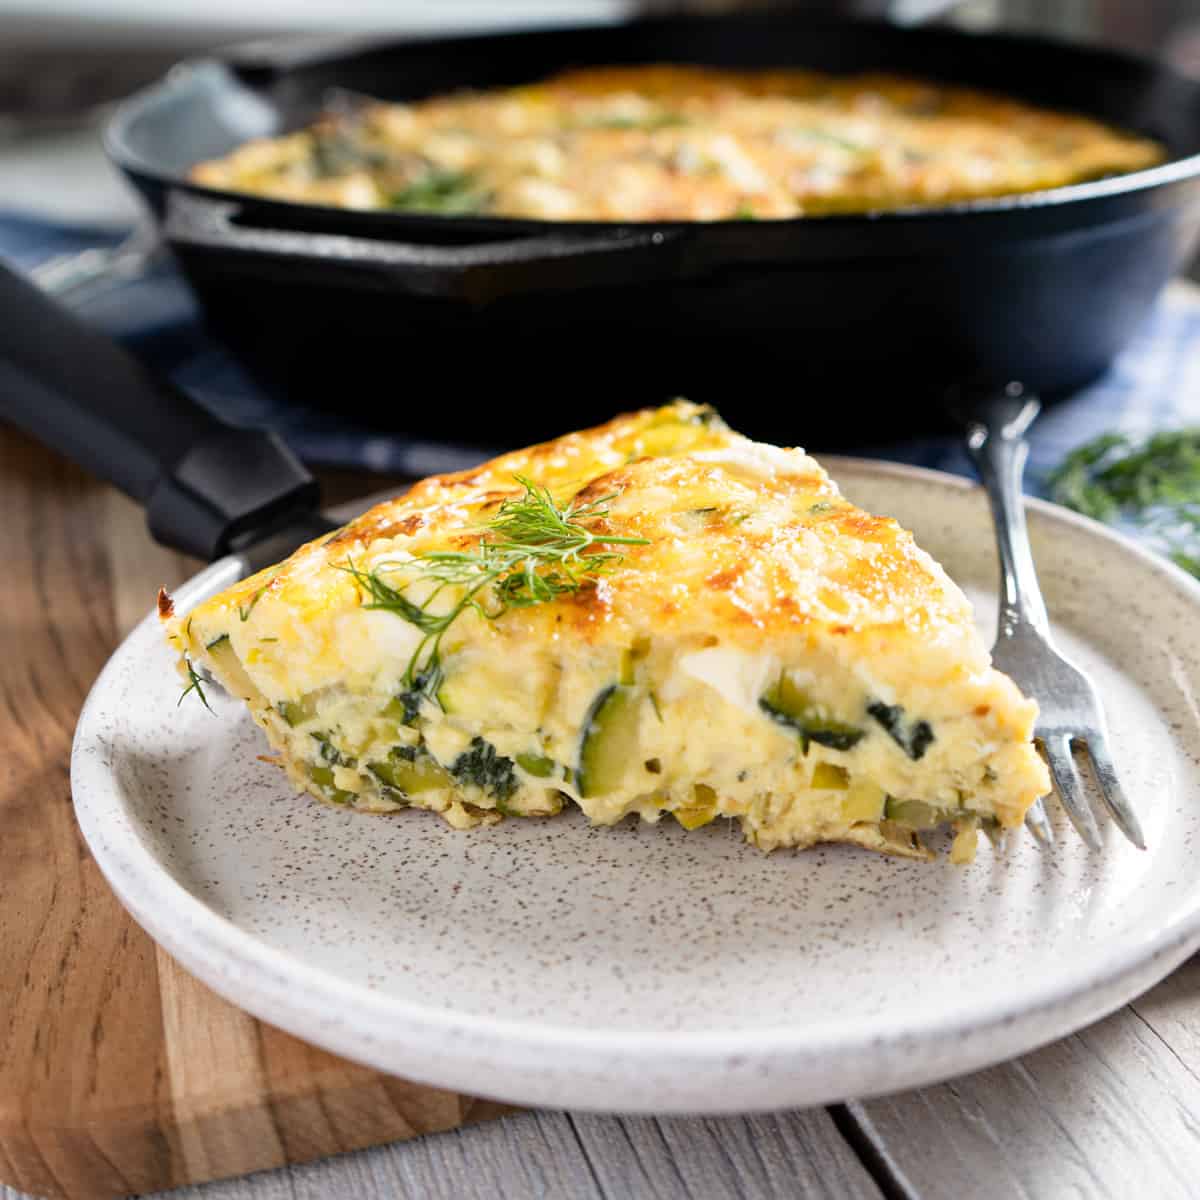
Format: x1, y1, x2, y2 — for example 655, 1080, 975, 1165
5, 213, 1199, 494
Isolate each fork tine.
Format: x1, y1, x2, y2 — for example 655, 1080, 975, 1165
1083, 735, 1147, 850
1041, 735, 1103, 851
1024, 797, 1054, 845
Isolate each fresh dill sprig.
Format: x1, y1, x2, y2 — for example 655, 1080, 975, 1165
237, 579, 271, 622
343, 475, 650, 697
1047, 429, 1200, 579
179, 659, 213, 712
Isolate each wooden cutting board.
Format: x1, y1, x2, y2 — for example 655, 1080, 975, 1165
0, 431, 510, 1200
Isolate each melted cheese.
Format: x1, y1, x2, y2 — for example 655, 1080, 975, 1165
666, 647, 780, 717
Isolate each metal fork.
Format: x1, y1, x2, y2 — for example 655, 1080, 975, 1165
961, 386, 1146, 851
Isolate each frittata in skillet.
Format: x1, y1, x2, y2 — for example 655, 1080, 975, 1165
164, 403, 1049, 861
190, 64, 1164, 221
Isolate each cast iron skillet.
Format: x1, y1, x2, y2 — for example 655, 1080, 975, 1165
106, 14, 1200, 445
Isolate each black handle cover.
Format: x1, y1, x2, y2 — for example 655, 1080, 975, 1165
0, 259, 319, 560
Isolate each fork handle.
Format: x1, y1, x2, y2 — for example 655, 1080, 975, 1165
961, 386, 1050, 642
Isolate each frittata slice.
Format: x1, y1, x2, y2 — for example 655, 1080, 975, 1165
163, 402, 1049, 860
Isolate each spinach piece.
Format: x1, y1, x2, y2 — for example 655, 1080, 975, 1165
311, 131, 377, 177
385, 665, 444, 725
868, 702, 934, 761
311, 733, 354, 768
451, 736, 518, 802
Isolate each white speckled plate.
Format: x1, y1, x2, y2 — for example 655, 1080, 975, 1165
72, 459, 1200, 1113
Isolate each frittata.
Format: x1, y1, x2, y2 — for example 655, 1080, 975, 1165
190, 64, 1164, 220
163, 402, 1049, 861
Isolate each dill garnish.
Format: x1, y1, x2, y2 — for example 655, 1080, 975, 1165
583, 112, 689, 131
179, 659, 212, 712
1047, 429, 1200, 578
343, 475, 650, 699
387, 169, 487, 214
237, 580, 272, 622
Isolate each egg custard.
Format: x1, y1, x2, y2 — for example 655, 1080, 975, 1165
190, 64, 1164, 221
164, 402, 1049, 861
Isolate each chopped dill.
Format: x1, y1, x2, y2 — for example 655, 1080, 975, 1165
387, 169, 487, 214
179, 659, 212, 712
238, 585, 268, 622
790, 125, 865, 153
583, 112, 688, 131
1047, 429, 1200, 578
342, 475, 650, 695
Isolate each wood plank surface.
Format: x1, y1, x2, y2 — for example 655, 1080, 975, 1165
0, 430, 882, 1200
7, 420, 1200, 1200
0, 430, 506, 1200
848, 955, 1200, 1200
5, 1108, 885, 1200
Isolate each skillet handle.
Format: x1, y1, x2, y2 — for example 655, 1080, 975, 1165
0, 260, 318, 560
163, 191, 688, 303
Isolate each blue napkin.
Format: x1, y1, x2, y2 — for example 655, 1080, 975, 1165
1, 214, 489, 478
5, 213, 1199, 492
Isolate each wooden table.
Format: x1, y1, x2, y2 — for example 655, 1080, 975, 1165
5, 422, 1200, 1200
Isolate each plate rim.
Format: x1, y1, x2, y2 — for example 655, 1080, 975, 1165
70, 457, 1200, 1110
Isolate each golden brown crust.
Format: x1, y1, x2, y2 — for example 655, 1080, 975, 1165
199, 405, 946, 647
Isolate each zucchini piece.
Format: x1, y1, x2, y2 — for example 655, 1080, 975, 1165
516, 752, 557, 778
368, 747, 453, 794
674, 783, 719, 830
840, 781, 886, 823
950, 815, 981, 864
278, 694, 318, 727
673, 804, 717, 830
759, 674, 864, 751
204, 635, 262, 705
436, 674, 474, 717
576, 684, 642, 798
884, 797, 957, 830
811, 762, 849, 790
308, 763, 354, 805
618, 648, 637, 687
